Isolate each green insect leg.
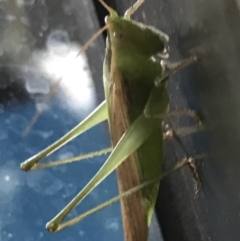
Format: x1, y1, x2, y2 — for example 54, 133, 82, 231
21, 101, 108, 171
46, 114, 157, 232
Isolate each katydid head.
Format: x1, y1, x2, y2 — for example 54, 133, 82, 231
99, 0, 168, 58
106, 17, 167, 58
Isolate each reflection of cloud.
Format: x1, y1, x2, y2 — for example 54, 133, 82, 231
5, 113, 28, 134
62, 183, 77, 198
105, 218, 120, 231
26, 170, 64, 196
24, 29, 97, 117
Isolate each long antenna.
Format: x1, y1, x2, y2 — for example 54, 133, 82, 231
98, 0, 114, 13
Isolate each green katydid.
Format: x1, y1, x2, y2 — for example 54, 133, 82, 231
20, 0, 199, 240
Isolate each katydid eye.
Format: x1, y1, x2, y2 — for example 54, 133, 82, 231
113, 32, 124, 40
104, 16, 109, 23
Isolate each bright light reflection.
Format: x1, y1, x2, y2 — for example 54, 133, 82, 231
28, 29, 97, 117
0, 168, 19, 195
40, 42, 97, 115
4, 175, 10, 181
